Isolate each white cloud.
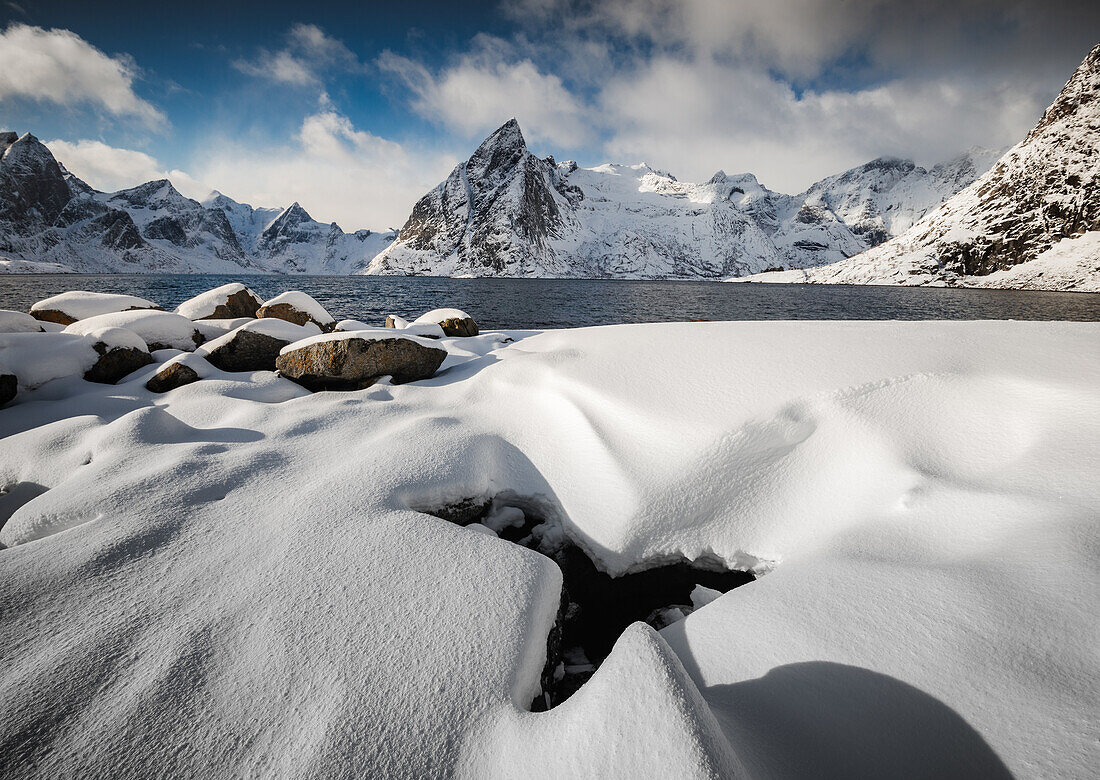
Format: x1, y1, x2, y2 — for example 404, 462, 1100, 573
378, 36, 595, 149
0, 24, 165, 127
233, 23, 361, 87
45, 139, 211, 198
188, 107, 456, 230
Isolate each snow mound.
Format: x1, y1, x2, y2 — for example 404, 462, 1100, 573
0, 309, 43, 333
64, 310, 200, 351
414, 307, 473, 324
30, 290, 160, 322
0, 327, 146, 390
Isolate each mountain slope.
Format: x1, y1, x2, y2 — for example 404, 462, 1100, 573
744, 44, 1100, 290
367, 120, 993, 279
0, 133, 395, 274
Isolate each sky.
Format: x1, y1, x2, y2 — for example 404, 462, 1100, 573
0, 0, 1096, 231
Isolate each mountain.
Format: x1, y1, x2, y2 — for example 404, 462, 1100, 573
743, 44, 1100, 291
0, 133, 396, 274
365, 119, 995, 279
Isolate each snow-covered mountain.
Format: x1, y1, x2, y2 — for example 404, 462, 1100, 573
366, 119, 995, 279
0, 133, 395, 274
744, 44, 1100, 291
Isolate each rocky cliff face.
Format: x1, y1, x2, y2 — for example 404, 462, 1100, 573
769, 44, 1100, 290
368, 120, 994, 279
0, 134, 396, 274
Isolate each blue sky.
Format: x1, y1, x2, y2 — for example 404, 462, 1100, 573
1, 0, 1096, 229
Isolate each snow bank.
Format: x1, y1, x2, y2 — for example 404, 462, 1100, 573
29, 290, 159, 321
63, 310, 201, 351
0, 320, 1097, 778
260, 291, 335, 325
0, 309, 43, 333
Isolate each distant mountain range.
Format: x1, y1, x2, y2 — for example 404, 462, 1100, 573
365, 119, 997, 279
0, 132, 395, 274
2, 44, 1096, 289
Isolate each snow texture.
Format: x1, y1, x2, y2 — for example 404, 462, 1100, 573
29, 290, 159, 321
0, 319, 1097, 778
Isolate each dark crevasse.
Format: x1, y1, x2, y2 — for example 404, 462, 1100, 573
420, 495, 754, 710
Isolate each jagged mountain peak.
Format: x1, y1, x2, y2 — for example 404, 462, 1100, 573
1028, 42, 1100, 139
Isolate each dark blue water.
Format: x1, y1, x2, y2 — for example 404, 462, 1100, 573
1, 274, 1097, 327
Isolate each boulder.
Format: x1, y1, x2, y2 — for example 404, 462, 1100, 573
413, 308, 479, 337
84, 338, 154, 384
175, 283, 264, 320
380, 315, 445, 339
199, 319, 321, 372
63, 310, 204, 351
384, 315, 409, 329
30, 291, 161, 325
0, 373, 15, 406
145, 360, 200, 393
276, 332, 447, 391
0, 328, 150, 389
0, 309, 43, 333
256, 291, 336, 331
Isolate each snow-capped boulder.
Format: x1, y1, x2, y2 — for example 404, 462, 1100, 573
145, 353, 212, 393
0, 328, 152, 388
174, 283, 264, 320
256, 291, 336, 331
0, 309, 43, 333
275, 330, 447, 390
198, 319, 321, 372
335, 318, 372, 332
63, 310, 203, 352
384, 315, 409, 329
192, 317, 256, 341
414, 308, 479, 337
82, 327, 154, 383
29, 291, 161, 325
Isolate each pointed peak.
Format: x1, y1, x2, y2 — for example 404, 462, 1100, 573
474, 118, 527, 156
707, 170, 728, 184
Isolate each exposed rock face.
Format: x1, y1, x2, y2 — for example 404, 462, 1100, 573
0, 373, 15, 405
256, 292, 335, 331
257, 302, 318, 329
84, 342, 153, 384
276, 336, 447, 391
176, 284, 264, 320
368, 119, 996, 279
203, 329, 291, 372
781, 43, 1100, 288
145, 361, 200, 393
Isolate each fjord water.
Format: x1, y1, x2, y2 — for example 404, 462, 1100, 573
2, 274, 1097, 327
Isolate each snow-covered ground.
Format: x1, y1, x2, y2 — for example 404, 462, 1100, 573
1, 320, 1097, 777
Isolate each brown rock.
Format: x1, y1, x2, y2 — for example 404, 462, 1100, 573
204, 329, 292, 372
276, 336, 447, 391
256, 302, 333, 331
0, 374, 16, 406
83, 342, 154, 384
145, 361, 200, 393
200, 288, 263, 320
438, 317, 479, 337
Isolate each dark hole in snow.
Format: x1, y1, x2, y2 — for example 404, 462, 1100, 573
421, 495, 754, 710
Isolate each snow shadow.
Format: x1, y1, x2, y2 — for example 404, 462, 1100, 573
421, 494, 753, 710
700, 662, 1013, 779
0, 481, 49, 538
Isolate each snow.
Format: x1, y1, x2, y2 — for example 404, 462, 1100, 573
174, 283, 261, 320
197, 318, 321, 356
192, 317, 256, 341
261, 291, 335, 325
0, 319, 1097, 777
29, 291, 159, 321
0, 309, 43, 333
0, 257, 76, 274
0, 327, 146, 390
63, 310, 200, 351
277, 328, 431, 355
972, 231, 1100, 292
414, 307, 472, 324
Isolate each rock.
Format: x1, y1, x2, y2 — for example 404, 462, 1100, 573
0, 373, 16, 405
256, 291, 335, 331
145, 361, 200, 393
30, 291, 161, 325
84, 341, 154, 384
384, 315, 409, 329
175, 283, 264, 320
200, 319, 320, 372
276, 334, 447, 391
413, 308, 479, 337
